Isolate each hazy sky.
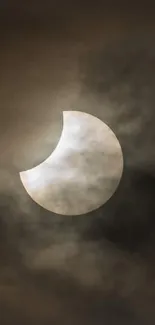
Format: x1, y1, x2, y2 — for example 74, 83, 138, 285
1, 2, 155, 325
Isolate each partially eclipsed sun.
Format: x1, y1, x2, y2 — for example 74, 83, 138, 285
19, 111, 123, 215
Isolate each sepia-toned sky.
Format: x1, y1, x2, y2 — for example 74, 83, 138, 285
1, 1, 155, 324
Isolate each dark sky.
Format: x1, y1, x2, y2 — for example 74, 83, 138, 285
1, 2, 155, 324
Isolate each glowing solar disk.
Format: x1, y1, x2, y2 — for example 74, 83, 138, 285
19, 111, 123, 215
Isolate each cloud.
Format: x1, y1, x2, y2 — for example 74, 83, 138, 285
0, 7, 155, 324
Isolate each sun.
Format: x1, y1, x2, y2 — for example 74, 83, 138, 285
20, 111, 123, 215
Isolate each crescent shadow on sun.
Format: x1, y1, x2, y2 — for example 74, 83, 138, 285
19, 111, 124, 216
